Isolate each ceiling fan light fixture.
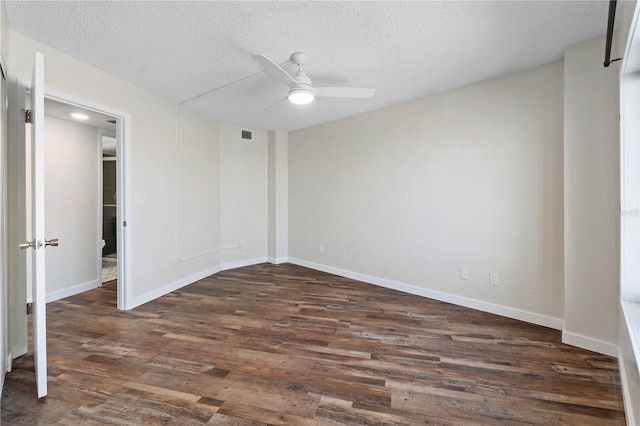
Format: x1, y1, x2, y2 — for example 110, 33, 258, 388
288, 88, 314, 105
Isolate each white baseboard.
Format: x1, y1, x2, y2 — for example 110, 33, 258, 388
618, 346, 640, 426
620, 301, 640, 424
130, 264, 222, 309
562, 331, 618, 358
287, 258, 564, 331
287, 258, 619, 358
46, 280, 100, 303
221, 257, 268, 271
268, 256, 288, 265
129, 257, 267, 309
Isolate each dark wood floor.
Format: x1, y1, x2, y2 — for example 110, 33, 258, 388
1, 263, 626, 425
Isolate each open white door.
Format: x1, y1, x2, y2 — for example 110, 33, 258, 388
19, 52, 50, 398
31, 51, 48, 399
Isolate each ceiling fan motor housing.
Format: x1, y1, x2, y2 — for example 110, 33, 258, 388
289, 52, 314, 103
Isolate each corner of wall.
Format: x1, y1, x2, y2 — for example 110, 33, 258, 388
561, 330, 619, 358
563, 35, 620, 350
267, 129, 288, 262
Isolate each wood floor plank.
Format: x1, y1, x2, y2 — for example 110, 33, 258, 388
1, 263, 626, 424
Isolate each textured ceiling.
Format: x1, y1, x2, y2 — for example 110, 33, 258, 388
6, 1, 613, 131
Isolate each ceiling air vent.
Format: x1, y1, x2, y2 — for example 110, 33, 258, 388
241, 130, 252, 140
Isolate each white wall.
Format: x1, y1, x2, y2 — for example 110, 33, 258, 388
44, 115, 99, 302
178, 106, 220, 264
219, 124, 268, 267
563, 36, 620, 356
289, 61, 564, 327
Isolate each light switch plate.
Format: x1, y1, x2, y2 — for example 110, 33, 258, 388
460, 267, 469, 280
490, 272, 500, 286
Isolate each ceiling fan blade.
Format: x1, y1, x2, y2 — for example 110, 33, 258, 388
314, 87, 375, 98
262, 96, 288, 112
251, 54, 300, 88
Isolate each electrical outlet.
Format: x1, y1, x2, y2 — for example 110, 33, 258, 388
319, 245, 324, 255
490, 272, 500, 286
239, 242, 246, 252
460, 267, 469, 280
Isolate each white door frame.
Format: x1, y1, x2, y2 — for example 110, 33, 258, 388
44, 89, 132, 310
98, 130, 115, 289
11, 80, 30, 360
0, 57, 8, 388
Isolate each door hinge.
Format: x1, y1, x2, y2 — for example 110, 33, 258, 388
23, 109, 32, 124
26, 303, 33, 315
123, 220, 127, 227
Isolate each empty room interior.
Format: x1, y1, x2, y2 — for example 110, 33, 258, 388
0, 1, 640, 425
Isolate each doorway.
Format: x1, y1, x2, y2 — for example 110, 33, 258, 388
43, 99, 119, 302
42, 90, 131, 311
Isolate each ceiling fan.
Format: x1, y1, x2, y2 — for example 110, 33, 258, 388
251, 52, 375, 108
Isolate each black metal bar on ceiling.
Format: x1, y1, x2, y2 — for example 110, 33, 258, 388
604, 0, 621, 67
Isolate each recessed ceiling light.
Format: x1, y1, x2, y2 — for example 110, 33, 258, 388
70, 112, 89, 120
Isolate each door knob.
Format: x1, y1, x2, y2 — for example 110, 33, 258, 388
20, 239, 48, 250
19, 240, 35, 250
45, 238, 59, 247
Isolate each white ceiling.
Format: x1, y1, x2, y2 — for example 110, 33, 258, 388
44, 98, 116, 133
6, 1, 614, 132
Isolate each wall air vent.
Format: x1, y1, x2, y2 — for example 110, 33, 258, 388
241, 130, 252, 140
